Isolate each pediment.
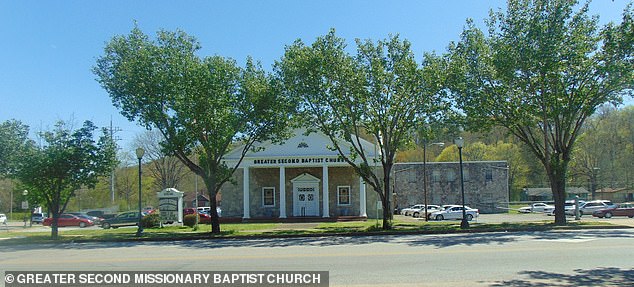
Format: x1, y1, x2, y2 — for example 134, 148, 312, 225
290, 173, 320, 183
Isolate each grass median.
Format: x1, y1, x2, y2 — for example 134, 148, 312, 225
0, 217, 622, 246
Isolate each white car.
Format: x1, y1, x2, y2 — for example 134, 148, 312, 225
430, 205, 479, 221
400, 204, 425, 216
0, 213, 7, 224
518, 203, 555, 213
547, 200, 586, 216
411, 205, 441, 218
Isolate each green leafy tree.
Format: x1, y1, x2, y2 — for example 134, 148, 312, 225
17, 121, 116, 239
570, 105, 634, 195
94, 27, 293, 234
445, 0, 633, 224
0, 120, 34, 215
277, 30, 448, 229
0, 120, 34, 177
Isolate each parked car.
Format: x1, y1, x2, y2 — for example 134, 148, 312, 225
411, 205, 441, 218
43, 214, 94, 228
546, 200, 586, 216
198, 210, 212, 224
400, 204, 425, 216
184, 208, 197, 215
579, 200, 617, 216
196, 207, 222, 217
86, 210, 116, 219
518, 203, 555, 213
31, 212, 47, 224
430, 205, 479, 221
101, 211, 145, 229
592, 202, 634, 218
68, 212, 103, 225
0, 213, 6, 224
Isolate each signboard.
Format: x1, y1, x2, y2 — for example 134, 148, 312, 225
157, 188, 184, 223
158, 197, 179, 222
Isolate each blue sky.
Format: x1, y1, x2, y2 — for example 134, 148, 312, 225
1, 0, 631, 150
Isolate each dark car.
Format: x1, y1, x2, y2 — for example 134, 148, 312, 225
592, 203, 634, 218
101, 211, 145, 229
43, 214, 93, 228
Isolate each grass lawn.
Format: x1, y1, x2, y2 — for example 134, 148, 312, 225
0, 217, 620, 246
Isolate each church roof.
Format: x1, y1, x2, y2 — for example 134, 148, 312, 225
224, 128, 378, 160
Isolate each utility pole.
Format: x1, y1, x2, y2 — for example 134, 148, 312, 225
108, 118, 122, 204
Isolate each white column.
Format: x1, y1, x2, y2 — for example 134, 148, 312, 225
243, 166, 250, 219
279, 166, 287, 218
322, 164, 330, 218
359, 176, 367, 217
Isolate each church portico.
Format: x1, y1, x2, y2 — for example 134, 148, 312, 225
236, 165, 367, 220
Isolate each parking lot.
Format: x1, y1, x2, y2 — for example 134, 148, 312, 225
396, 212, 634, 227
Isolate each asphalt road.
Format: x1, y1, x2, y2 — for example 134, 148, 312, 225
1, 228, 633, 286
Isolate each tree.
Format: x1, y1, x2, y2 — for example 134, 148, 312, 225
16, 121, 116, 239
445, 0, 633, 224
94, 27, 293, 234
115, 154, 136, 210
277, 30, 448, 229
134, 130, 189, 191
0, 120, 33, 177
570, 105, 634, 194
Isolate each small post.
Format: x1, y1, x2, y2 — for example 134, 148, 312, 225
574, 195, 580, 220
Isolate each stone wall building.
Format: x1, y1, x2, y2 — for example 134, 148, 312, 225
393, 161, 509, 214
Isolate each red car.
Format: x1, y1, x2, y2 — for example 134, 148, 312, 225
43, 213, 94, 228
592, 203, 634, 218
183, 208, 212, 224
198, 211, 212, 224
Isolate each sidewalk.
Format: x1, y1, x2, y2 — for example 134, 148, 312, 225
1, 221, 50, 233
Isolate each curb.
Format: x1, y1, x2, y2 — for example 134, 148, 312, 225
67, 223, 634, 244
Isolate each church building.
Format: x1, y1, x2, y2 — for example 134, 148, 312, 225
219, 129, 509, 221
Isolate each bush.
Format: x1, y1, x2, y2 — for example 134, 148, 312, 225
183, 214, 198, 227
141, 212, 161, 228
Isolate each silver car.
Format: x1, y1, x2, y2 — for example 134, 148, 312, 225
579, 200, 616, 216
411, 205, 441, 218
430, 205, 479, 221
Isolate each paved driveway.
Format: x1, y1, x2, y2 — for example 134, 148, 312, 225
397, 212, 634, 227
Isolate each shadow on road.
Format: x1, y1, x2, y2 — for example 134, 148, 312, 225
1, 229, 633, 252
488, 267, 634, 287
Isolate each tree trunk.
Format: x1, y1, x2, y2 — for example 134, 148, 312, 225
204, 175, 221, 234
49, 200, 60, 240
51, 212, 59, 240
209, 189, 220, 234
382, 167, 392, 230
548, 160, 568, 226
